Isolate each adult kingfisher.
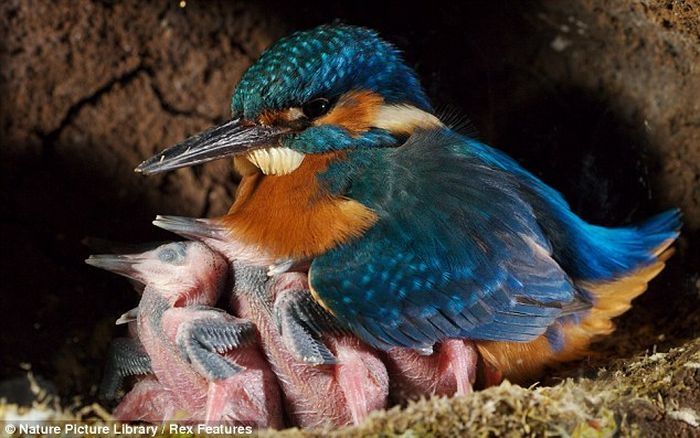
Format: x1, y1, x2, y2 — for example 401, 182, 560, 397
135, 24, 681, 382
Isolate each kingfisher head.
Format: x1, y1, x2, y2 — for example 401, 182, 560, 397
136, 24, 441, 176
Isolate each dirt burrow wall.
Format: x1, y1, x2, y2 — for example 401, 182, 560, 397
0, 0, 282, 394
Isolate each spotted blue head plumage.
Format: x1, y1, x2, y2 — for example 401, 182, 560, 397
231, 24, 432, 119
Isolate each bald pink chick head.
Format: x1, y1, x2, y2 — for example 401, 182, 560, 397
87, 241, 229, 306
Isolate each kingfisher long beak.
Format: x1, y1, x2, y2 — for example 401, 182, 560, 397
134, 118, 287, 175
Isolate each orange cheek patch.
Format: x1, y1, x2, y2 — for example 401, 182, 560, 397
258, 110, 282, 126
315, 90, 384, 136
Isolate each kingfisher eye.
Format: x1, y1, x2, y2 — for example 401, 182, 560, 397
302, 98, 331, 119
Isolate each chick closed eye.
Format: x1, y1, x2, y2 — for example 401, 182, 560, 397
158, 248, 184, 265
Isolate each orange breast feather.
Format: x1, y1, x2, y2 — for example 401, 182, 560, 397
224, 152, 377, 260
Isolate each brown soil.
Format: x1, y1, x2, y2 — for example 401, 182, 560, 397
1, 0, 698, 435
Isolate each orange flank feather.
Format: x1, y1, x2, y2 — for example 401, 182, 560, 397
476, 336, 555, 384
224, 152, 378, 260
315, 90, 384, 136
477, 244, 675, 384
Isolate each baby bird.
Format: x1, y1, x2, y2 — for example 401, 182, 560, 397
87, 241, 283, 427
152, 219, 389, 428
384, 340, 478, 404
264, 270, 389, 426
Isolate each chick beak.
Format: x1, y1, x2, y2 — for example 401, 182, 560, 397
134, 118, 287, 175
152, 215, 227, 242
85, 254, 146, 284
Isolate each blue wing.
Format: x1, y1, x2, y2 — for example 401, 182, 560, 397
310, 129, 583, 351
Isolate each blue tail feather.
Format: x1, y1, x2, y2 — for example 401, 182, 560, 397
562, 208, 681, 281
636, 208, 682, 237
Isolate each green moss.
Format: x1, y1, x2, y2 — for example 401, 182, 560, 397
3, 338, 698, 437
260, 337, 699, 437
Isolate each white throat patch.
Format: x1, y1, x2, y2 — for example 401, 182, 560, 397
246, 147, 306, 175
373, 105, 444, 134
